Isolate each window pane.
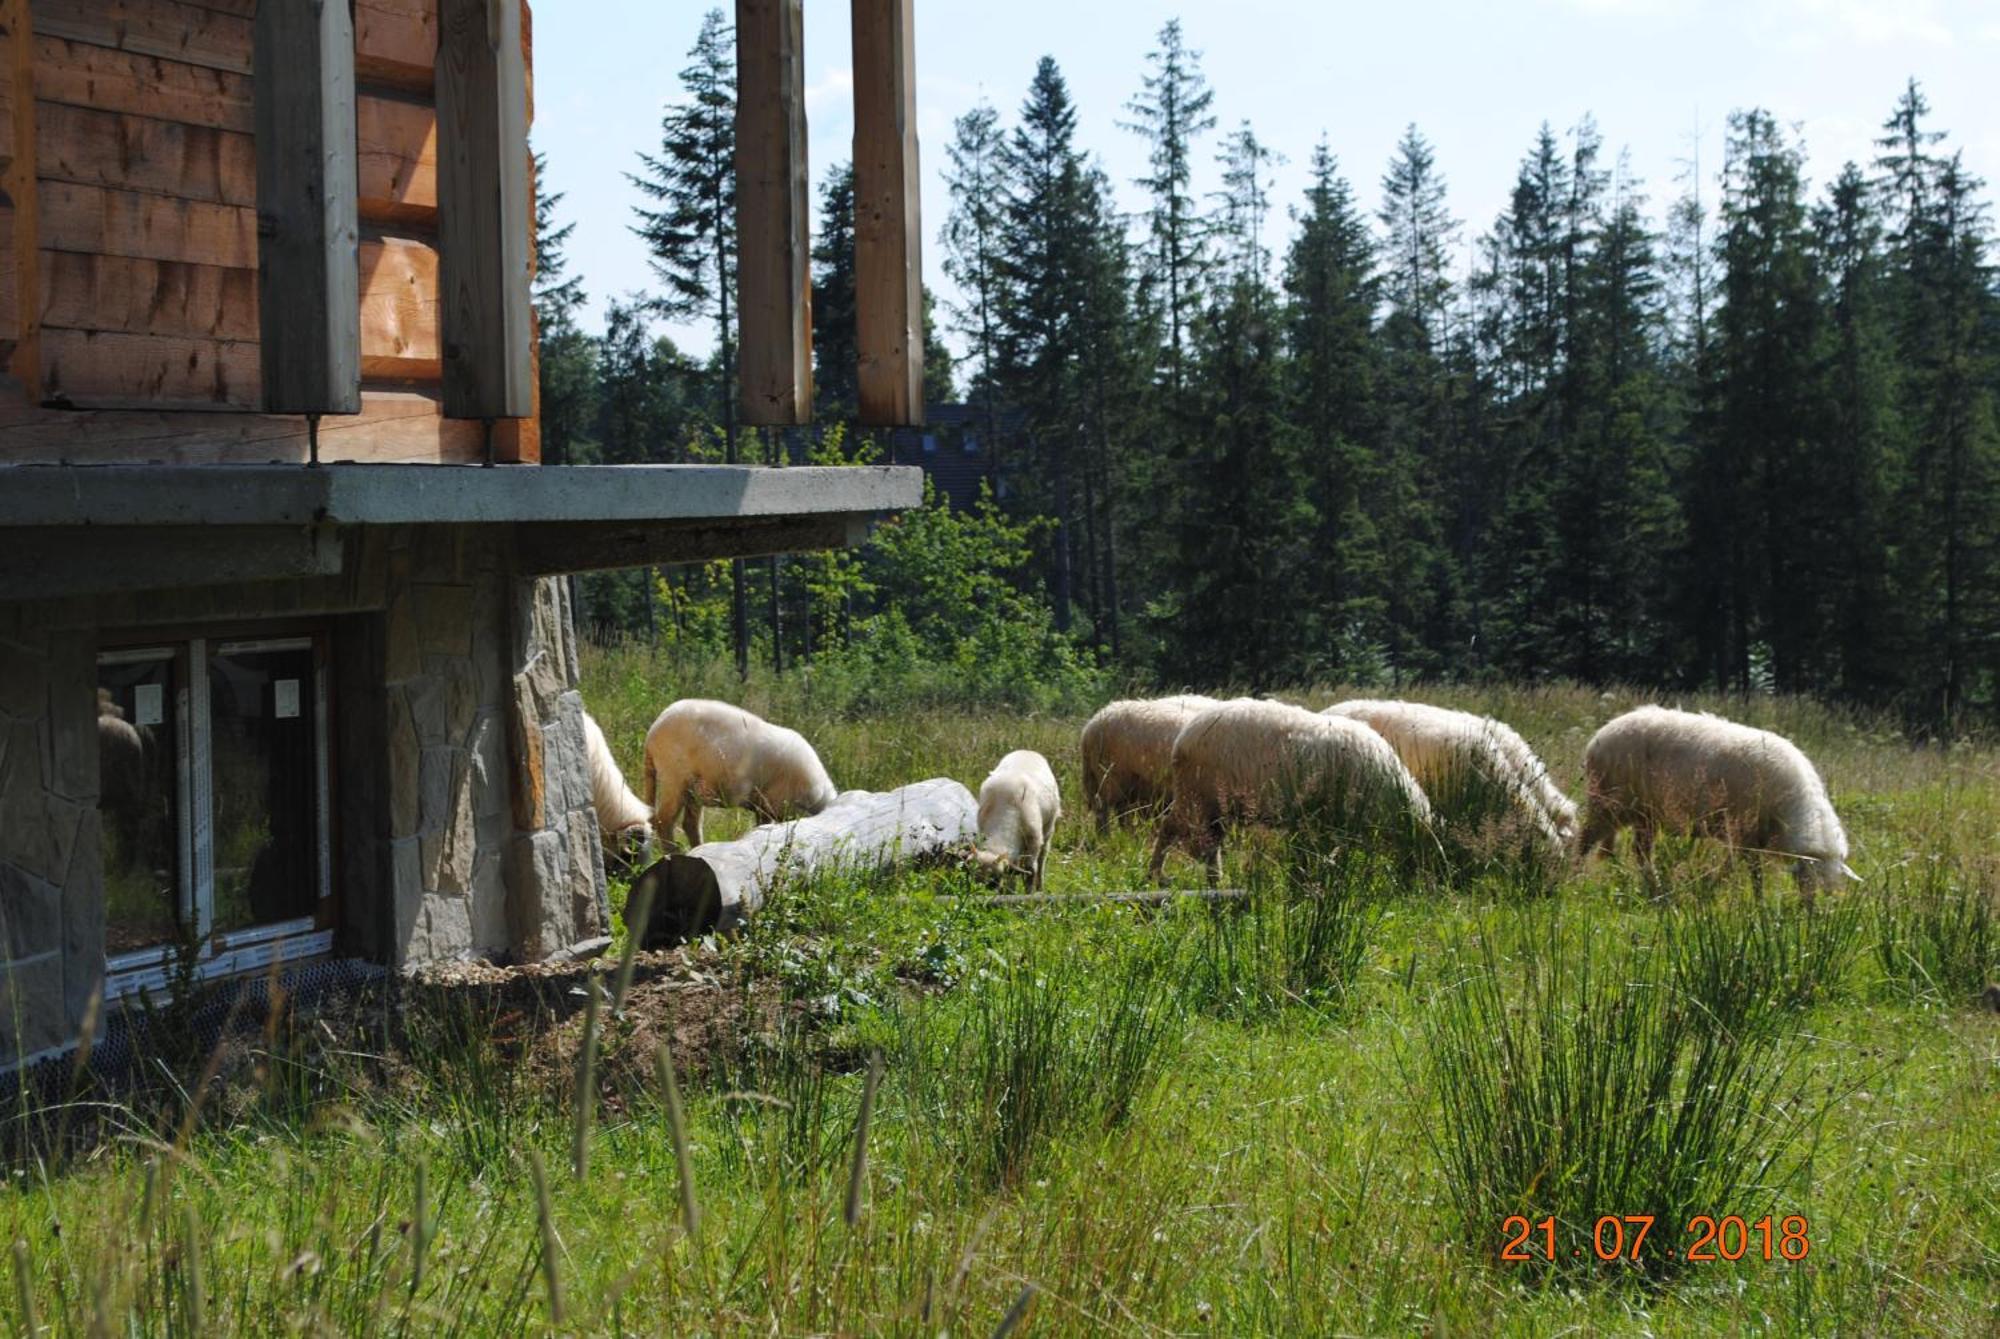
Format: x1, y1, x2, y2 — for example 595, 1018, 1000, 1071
208, 645, 320, 936
97, 657, 181, 956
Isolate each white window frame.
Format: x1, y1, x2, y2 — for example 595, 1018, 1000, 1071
101, 633, 335, 1000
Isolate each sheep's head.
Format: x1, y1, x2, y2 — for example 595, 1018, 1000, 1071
605, 823, 655, 879
962, 847, 1028, 885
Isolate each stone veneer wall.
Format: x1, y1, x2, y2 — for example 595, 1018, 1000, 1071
0, 526, 607, 1066
503, 576, 606, 958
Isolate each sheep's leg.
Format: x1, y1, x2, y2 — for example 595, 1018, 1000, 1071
1579, 808, 1619, 862
1631, 822, 1662, 896
651, 780, 684, 852
1145, 813, 1179, 883
682, 796, 704, 848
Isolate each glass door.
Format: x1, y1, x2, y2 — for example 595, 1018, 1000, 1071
96, 649, 188, 957
208, 639, 328, 942
98, 631, 334, 995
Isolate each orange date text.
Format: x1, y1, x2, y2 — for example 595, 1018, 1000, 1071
1499, 1214, 1811, 1263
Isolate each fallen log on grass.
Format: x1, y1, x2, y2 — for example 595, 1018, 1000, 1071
630, 778, 979, 945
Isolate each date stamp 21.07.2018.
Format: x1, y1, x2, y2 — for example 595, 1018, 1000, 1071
1501, 1214, 1811, 1264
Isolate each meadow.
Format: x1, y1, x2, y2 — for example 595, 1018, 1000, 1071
3, 643, 1997, 1335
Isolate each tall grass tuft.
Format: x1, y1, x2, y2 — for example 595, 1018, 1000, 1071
1664, 889, 1865, 1033
1870, 862, 1998, 1004
528, 1148, 563, 1324
1178, 855, 1387, 1021
902, 931, 1188, 1188
1419, 912, 1832, 1280
655, 1042, 700, 1239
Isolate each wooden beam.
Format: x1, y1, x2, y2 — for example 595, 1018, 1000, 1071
850, 0, 923, 427
31, 35, 253, 131
734, 0, 811, 426
2, 0, 39, 397
435, 0, 531, 420
29, 0, 252, 76
252, 0, 361, 414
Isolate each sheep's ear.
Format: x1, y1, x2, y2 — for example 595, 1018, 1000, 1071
1838, 861, 1862, 884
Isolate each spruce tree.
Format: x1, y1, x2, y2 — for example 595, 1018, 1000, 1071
1282, 140, 1386, 671
942, 102, 1009, 438
631, 8, 747, 676
1122, 18, 1216, 397
811, 163, 859, 418
532, 152, 597, 467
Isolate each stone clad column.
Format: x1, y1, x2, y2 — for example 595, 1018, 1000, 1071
502, 573, 607, 959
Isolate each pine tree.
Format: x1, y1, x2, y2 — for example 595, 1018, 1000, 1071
1374, 125, 1460, 678
1875, 86, 2000, 721
1813, 162, 1904, 703
1696, 109, 1823, 692
1122, 18, 1216, 398
942, 102, 1009, 435
630, 8, 747, 676
993, 57, 1094, 630
1282, 139, 1385, 670
532, 151, 597, 467
811, 163, 859, 418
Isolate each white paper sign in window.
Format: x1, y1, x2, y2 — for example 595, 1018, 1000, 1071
134, 683, 164, 726
275, 678, 301, 720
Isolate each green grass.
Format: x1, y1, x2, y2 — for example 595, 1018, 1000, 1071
5, 650, 1999, 1335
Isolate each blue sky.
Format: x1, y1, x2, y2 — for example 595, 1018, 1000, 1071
531, 0, 1999, 359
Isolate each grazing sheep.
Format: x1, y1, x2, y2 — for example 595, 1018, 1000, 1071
582, 710, 654, 873
1579, 705, 1856, 893
640, 699, 838, 849
1079, 694, 1218, 831
96, 688, 149, 836
1323, 699, 1577, 857
1147, 698, 1434, 884
968, 750, 1062, 889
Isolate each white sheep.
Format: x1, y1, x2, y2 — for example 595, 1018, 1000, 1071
582, 710, 654, 869
640, 699, 838, 849
1579, 705, 1856, 893
968, 749, 1062, 889
1323, 699, 1577, 857
1147, 698, 1434, 884
1079, 694, 1218, 831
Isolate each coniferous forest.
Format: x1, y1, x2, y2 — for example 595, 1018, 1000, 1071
541, 11, 2000, 730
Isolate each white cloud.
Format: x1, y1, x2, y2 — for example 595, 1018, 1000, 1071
1780, 0, 1952, 45
805, 65, 855, 109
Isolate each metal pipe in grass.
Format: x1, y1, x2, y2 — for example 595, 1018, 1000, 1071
844, 1050, 884, 1228
528, 1149, 564, 1324
910, 888, 1249, 908
573, 979, 603, 1180
655, 1043, 701, 1239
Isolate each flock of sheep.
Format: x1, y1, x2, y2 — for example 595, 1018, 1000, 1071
582, 693, 1858, 900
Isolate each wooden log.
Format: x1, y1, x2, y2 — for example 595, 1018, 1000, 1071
0, 387, 483, 462
359, 234, 441, 380
40, 180, 256, 267
31, 35, 253, 131
850, 0, 923, 427
40, 326, 257, 408
357, 94, 438, 226
39, 251, 257, 340
733, 0, 810, 426
435, 0, 531, 420
35, 101, 256, 206
356, 0, 437, 91
254, 0, 361, 415
632, 779, 978, 944
2, 0, 38, 395
29, 0, 252, 76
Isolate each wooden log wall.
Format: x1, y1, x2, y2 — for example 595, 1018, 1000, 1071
0, 0, 539, 463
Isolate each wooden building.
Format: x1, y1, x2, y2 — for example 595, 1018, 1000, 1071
0, 0, 927, 1068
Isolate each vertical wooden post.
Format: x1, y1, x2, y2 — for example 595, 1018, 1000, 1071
253, 0, 362, 415
735, 0, 812, 427
1, 0, 42, 399
851, 0, 923, 427
437, 0, 534, 422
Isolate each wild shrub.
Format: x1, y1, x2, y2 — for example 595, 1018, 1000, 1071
1177, 854, 1387, 1021
1419, 912, 1832, 1281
